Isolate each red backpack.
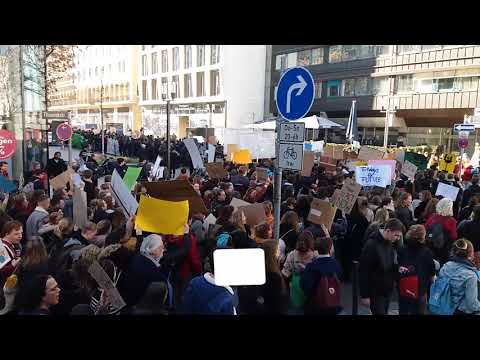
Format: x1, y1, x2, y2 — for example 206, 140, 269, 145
314, 274, 341, 309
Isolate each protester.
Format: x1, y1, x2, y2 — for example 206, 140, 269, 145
16, 275, 60, 315
395, 193, 415, 230
457, 205, 480, 268
46, 152, 68, 179
0, 221, 23, 287
25, 194, 50, 240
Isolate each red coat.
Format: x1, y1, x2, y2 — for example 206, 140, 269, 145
0, 240, 19, 286
425, 214, 457, 242
169, 233, 202, 282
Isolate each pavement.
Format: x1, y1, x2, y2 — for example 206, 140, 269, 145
340, 282, 399, 315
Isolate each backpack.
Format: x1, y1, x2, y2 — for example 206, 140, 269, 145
215, 229, 241, 248
426, 222, 447, 249
428, 276, 457, 315
289, 252, 306, 309
398, 250, 420, 300
314, 274, 341, 309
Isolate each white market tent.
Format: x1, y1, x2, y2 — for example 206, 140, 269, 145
244, 115, 344, 130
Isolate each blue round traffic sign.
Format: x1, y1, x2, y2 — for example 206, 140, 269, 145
275, 67, 315, 121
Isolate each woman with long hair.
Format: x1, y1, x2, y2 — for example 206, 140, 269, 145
395, 193, 415, 230
423, 198, 439, 223
279, 211, 300, 255
414, 190, 433, 224
16, 237, 49, 286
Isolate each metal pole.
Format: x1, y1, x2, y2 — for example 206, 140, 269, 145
383, 110, 389, 150
68, 112, 73, 164
43, 45, 51, 195
166, 100, 171, 180
273, 120, 282, 242
460, 147, 464, 177
101, 81, 104, 155
19, 46, 26, 174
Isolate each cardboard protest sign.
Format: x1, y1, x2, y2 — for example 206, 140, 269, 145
0, 242, 12, 270
142, 180, 208, 216
203, 213, 217, 233
404, 152, 427, 171
111, 170, 139, 218
401, 160, 417, 181
368, 160, 396, 180
435, 182, 460, 201
238, 203, 267, 227
332, 146, 344, 160
230, 197, 251, 212
206, 162, 228, 180
358, 146, 384, 161
343, 151, 358, 161
136, 195, 189, 235
0, 176, 16, 193
311, 141, 324, 153
151, 156, 162, 179
88, 261, 126, 313
439, 153, 456, 174
301, 151, 315, 177
323, 144, 334, 158
256, 168, 269, 182
396, 150, 405, 164
356, 165, 391, 188
73, 186, 88, 230
332, 179, 362, 214
307, 199, 336, 230
227, 144, 239, 161
51, 168, 75, 191
183, 138, 205, 169
232, 149, 252, 165
123, 167, 142, 191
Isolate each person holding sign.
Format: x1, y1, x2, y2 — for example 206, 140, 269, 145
0, 221, 23, 288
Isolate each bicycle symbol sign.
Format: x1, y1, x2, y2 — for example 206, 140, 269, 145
278, 143, 303, 171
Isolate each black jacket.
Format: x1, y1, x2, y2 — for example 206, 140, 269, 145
397, 242, 435, 297
458, 219, 480, 252
359, 230, 398, 298
395, 207, 414, 230
46, 158, 67, 178
462, 184, 480, 208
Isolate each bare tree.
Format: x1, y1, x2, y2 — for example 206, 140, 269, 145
0, 46, 21, 118
22, 45, 77, 111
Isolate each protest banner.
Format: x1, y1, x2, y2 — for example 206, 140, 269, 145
111, 170, 139, 218
227, 144, 239, 161
123, 167, 142, 191
256, 168, 269, 182
368, 160, 396, 180
230, 197, 251, 212
435, 182, 460, 201
135, 195, 189, 235
301, 151, 315, 177
0, 176, 16, 193
206, 162, 228, 180
232, 149, 252, 165
50, 168, 75, 191
404, 152, 428, 170
358, 146, 385, 161
311, 141, 324, 153
142, 180, 208, 216
73, 186, 88, 230
356, 165, 391, 188
88, 261, 126, 313
323, 144, 334, 158
183, 138, 205, 169
238, 203, 267, 227
439, 153, 456, 174
332, 146, 344, 160
304, 143, 313, 151
401, 160, 417, 180
332, 178, 362, 214
307, 199, 336, 230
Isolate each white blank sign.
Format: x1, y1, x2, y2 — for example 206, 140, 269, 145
213, 248, 266, 286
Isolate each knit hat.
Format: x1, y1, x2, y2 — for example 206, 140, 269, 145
436, 198, 453, 217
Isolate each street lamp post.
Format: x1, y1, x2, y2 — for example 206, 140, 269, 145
162, 82, 177, 179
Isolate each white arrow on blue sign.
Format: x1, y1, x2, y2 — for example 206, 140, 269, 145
453, 123, 475, 133
275, 67, 315, 121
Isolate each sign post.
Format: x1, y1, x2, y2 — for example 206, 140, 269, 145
458, 130, 469, 177
274, 67, 314, 241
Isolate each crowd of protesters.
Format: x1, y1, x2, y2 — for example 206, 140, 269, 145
1, 133, 480, 316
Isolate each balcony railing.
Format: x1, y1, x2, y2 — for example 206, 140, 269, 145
373, 90, 479, 110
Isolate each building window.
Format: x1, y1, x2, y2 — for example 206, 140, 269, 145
196, 72, 205, 97
122, 61, 125, 73
197, 45, 205, 67
297, 50, 312, 66
329, 45, 390, 63
311, 48, 324, 65
142, 55, 148, 76
142, 45, 146, 51
210, 45, 220, 65
329, 46, 343, 63
210, 70, 220, 96
436, 78, 455, 92
342, 79, 355, 96
397, 45, 422, 54
172, 47, 180, 71
172, 75, 180, 98
372, 77, 389, 95
161, 77, 168, 98
95, 67, 98, 76
184, 74, 192, 97
151, 78, 158, 100
275, 54, 288, 71
118, 62, 121, 73
396, 74, 414, 93
327, 80, 342, 97
151, 53, 158, 74
456, 76, 479, 91
313, 77, 322, 98
142, 80, 148, 101
184, 45, 192, 69
161, 50, 168, 73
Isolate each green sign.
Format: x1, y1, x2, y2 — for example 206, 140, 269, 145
404, 152, 428, 171
123, 167, 143, 191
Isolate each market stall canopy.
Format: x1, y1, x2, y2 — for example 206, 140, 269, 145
244, 115, 344, 130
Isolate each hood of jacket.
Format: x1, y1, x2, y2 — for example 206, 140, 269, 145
440, 258, 477, 282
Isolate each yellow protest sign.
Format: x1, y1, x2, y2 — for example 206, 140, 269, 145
135, 195, 189, 235
232, 149, 252, 164
439, 153, 456, 174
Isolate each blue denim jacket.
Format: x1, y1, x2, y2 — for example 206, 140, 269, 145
439, 258, 480, 314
